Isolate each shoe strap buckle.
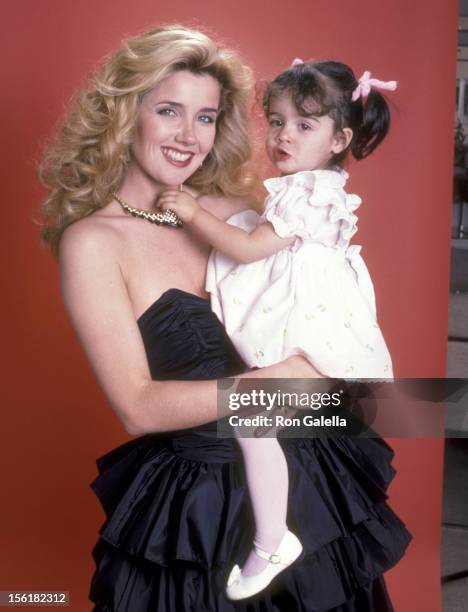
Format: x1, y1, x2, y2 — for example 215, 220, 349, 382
269, 553, 281, 564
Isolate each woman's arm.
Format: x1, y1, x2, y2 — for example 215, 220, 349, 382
60, 222, 316, 436
158, 189, 294, 264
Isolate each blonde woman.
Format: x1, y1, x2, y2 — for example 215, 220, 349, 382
41, 25, 410, 612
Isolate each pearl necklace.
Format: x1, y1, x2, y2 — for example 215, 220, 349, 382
112, 192, 183, 228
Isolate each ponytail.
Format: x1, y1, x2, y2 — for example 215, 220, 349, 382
351, 89, 391, 160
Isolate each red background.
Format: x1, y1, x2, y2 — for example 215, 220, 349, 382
1, 0, 456, 610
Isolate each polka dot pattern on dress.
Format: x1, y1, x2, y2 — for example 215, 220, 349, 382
205, 169, 394, 378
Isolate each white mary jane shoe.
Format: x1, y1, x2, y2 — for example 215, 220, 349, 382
225, 530, 303, 601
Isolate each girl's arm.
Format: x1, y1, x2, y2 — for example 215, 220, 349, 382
59, 222, 316, 436
158, 189, 294, 264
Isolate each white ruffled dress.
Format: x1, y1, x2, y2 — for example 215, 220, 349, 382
206, 169, 393, 378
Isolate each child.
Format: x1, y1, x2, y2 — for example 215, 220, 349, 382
158, 59, 397, 600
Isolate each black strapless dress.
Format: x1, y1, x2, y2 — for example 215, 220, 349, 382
89, 289, 411, 612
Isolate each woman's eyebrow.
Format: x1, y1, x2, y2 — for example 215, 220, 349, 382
156, 100, 218, 113
156, 99, 182, 106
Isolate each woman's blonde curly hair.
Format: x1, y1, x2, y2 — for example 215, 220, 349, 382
39, 25, 254, 256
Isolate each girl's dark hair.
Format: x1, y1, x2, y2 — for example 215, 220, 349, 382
263, 60, 392, 164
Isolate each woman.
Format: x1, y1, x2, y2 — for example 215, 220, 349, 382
40, 25, 411, 611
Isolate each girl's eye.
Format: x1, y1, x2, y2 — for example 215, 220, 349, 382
198, 114, 215, 124
269, 118, 283, 127
158, 107, 176, 117
299, 123, 312, 131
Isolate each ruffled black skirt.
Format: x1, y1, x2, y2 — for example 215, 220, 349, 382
89, 423, 411, 611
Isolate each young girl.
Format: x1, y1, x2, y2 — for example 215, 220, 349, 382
158, 59, 397, 600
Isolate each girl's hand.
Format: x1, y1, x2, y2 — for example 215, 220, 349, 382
157, 188, 200, 223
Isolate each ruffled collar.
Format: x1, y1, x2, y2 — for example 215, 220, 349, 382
264, 167, 348, 195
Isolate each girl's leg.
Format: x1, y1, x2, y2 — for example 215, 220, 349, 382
235, 433, 290, 576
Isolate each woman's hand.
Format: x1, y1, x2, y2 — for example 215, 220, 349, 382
157, 188, 200, 223
283, 354, 324, 378
240, 355, 326, 437
253, 405, 299, 438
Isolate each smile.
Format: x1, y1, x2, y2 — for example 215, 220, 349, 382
161, 147, 195, 167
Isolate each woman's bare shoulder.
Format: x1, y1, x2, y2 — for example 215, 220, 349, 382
199, 193, 260, 221
59, 208, 124, 262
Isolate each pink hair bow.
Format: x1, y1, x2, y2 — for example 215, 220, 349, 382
290, 58, 304, 67
352, 71, 397, 101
